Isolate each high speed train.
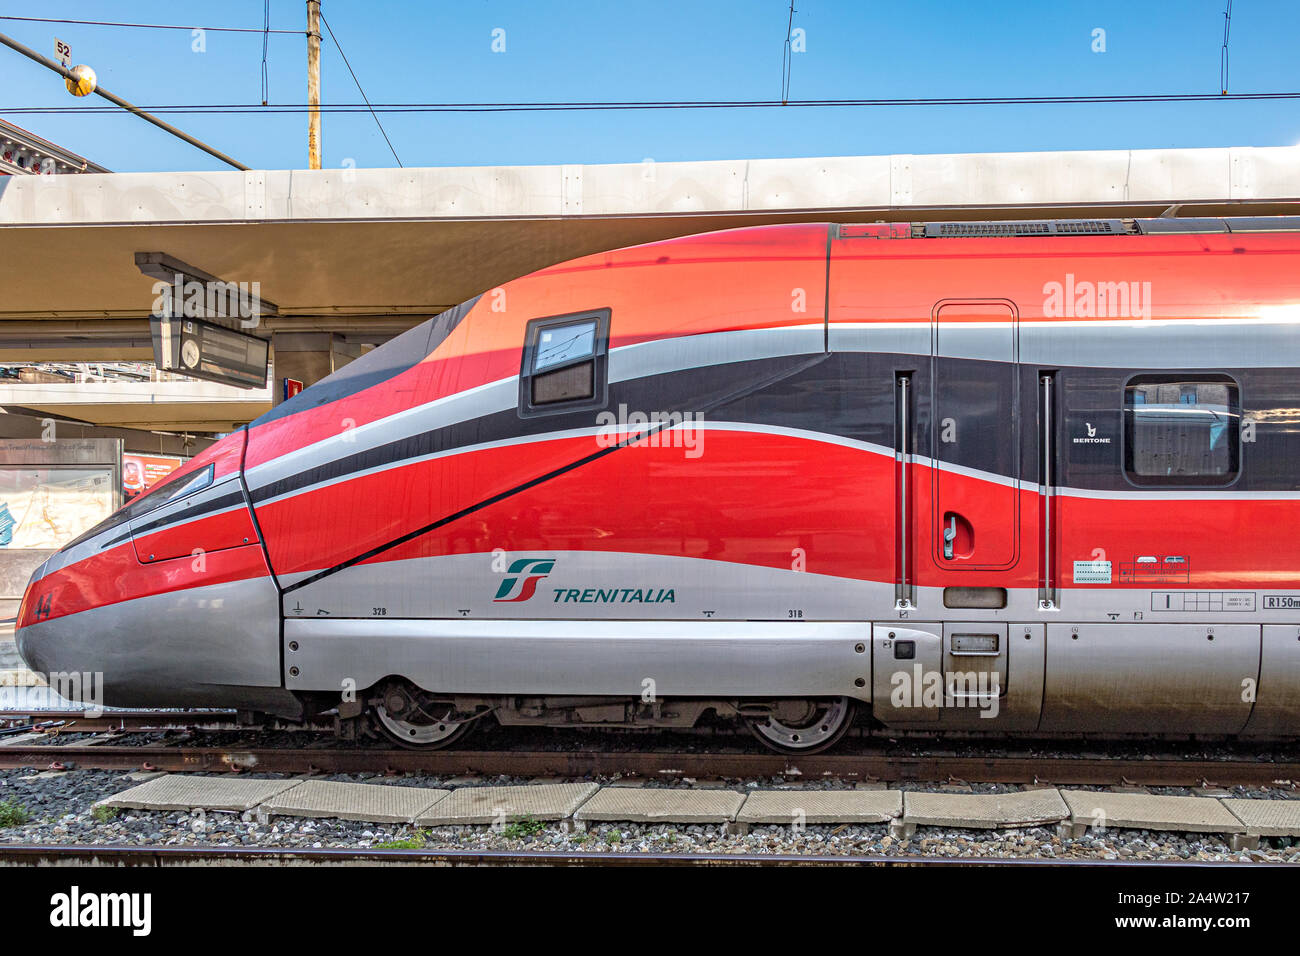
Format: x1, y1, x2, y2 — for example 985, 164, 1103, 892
16, 216, 1300, 753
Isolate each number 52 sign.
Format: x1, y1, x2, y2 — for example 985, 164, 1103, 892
55, 38, 71, 67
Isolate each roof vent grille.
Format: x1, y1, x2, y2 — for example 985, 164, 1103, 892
923, 219, 1125, 238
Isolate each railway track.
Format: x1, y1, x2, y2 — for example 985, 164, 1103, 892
3, 709, 1297, 786
0, 843, 1260, 867
0, 740, 1296, 786
0, 710, 326, 734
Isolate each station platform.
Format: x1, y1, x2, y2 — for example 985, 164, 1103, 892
95, 774, 1300, 850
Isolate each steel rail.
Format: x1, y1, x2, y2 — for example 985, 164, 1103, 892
0, 843, 1270, 867
0, 710, 328, 734
0, 743, 1295, 786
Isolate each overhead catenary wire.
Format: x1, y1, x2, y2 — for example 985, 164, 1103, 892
1220, 0, 1232, 94
261, 0, 272, 106
4, 90, 1300, 115
0, 15, 301, 34
780, 1, 796, 104
319, 12, 402, 167
0, 30, 250, 170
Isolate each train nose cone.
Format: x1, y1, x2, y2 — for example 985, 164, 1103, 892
13, 617, 58, 679
12, 623, 64, 698
13, 559, 49, 670
10, 557, 106, 710
13, 619, 37, 671
13, 551, 141, 711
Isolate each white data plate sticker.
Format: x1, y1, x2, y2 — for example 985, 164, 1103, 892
1073, 560, 1112, 584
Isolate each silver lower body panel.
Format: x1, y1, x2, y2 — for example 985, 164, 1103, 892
284, 618, 872, 701
15, 577, 300, 717
1038, 623, 1258, 734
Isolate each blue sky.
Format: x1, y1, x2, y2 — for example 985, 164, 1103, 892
2, 1, 1298, 172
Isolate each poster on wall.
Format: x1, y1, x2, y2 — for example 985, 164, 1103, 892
0, 468, 116, 549
123, 454, 185, 502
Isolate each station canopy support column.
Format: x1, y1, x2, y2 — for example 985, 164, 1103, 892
270, 332, 363, 404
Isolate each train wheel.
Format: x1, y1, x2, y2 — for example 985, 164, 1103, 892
370, 682, 477, 749
746, 697, 855, 755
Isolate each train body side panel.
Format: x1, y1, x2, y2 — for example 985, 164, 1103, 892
829, 229, 1300, 732
245, 224, 833, 592
17, 221, 1300, 730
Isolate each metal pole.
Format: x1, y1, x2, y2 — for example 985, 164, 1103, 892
1040, 374, 1055, 609
897, 374, 911, 608
306, 0, 322, 169
0, 30, 250, 171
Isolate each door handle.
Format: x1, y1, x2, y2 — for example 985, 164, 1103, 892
943, 515, 956, 560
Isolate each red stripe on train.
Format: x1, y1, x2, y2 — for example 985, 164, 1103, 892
17, 542, 273, 627
264, 428, 1300, 591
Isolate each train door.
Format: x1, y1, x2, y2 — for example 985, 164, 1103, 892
928, 300, 1020, 574
874, 298, 1043, 731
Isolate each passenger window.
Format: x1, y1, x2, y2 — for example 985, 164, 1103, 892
519, 311, 609, 415
1123, 375, 1240, 485
534, 320, 597, 373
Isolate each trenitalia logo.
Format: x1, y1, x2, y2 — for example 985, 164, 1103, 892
493, 558, 556, 602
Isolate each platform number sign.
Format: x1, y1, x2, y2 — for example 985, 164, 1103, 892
55, 39, 71, 67
283, 378, 304, 401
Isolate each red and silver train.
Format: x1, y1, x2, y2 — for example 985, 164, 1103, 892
16, 216, 1300, 752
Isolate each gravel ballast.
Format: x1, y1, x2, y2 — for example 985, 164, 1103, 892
0, 768, 1296, 862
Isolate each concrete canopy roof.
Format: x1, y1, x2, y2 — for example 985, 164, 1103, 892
0, 398, 269, 434
0, 379, 273, 433
0, 144, 1297, 433
1, 145, 1297, 352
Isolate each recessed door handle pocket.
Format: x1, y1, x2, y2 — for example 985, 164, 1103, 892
941, 511, 973, 560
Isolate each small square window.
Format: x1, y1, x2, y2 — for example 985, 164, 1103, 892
519, 310, 609, 417
533, 320, 597, 373
1124, 374, 1240, 486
